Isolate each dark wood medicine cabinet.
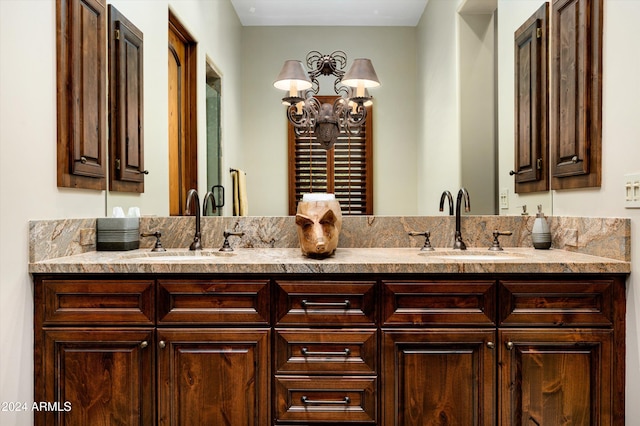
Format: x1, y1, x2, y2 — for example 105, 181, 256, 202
513, 0, 602, 193
57, 0, 145, 193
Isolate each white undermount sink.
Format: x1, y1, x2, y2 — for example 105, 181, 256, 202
418, 250, 523, 261
121, 250, 236, 261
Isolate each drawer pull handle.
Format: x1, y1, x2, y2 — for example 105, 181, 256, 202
301, 299, 351, 309
301, 347, 351, 357
301, 396, 350, 405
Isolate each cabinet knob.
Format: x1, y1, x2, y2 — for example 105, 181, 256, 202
506, 341, 514, 351
159, 340, 166, 349
486, 341, 495, 349
80, 156, 87, 164
139, 340, 148, 349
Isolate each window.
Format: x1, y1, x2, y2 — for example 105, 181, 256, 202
288, 96, 373, 215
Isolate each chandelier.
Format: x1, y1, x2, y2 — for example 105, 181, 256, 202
273, 51, 380, 150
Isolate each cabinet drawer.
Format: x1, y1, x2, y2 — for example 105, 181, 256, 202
275, 329, 376, 375
382, 280, 496, 326
499, 280, 613, 326
274, 281, 376, 326
42, 279, 154, 325
275, 376, 376, 423
157, 279, 269, 324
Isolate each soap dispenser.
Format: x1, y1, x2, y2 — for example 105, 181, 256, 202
532, 204, 552, 249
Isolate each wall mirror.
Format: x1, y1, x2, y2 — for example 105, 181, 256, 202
104, 0, 553, 218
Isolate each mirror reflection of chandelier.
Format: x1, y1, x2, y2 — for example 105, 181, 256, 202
273, 51, 380, 150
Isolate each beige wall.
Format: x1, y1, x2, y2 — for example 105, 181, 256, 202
240, 26, 418, 216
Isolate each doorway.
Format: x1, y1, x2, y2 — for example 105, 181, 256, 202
205, 61, 223, 216
168, 12, 197, 215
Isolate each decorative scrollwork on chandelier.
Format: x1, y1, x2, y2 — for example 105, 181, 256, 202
274, 51, 380, 150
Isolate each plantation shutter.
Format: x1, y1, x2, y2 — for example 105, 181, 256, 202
288, 96, 373, 215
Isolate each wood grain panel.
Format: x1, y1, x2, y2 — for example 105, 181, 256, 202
157, 279, 270, 324
157, 328, 270, 426
382, 329, 496, 425
382, 280, 496, 325
274, 280, 376, 326
499, 329, 612, 425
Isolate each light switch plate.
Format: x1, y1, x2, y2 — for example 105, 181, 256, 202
624, 173, 640, 208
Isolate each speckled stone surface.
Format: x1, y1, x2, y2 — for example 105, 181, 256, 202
28, 215, 630, 275
28, 247, 630, 275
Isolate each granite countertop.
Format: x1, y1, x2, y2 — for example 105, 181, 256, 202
28, 247, 631, 275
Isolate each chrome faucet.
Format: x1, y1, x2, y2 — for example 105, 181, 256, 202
202, 191, 217, 216
453, 188, 471, 250
439, 190, 454, 215
185, 189, 202, 250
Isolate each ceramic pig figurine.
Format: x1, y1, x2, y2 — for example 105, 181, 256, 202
295, 199, 342, 258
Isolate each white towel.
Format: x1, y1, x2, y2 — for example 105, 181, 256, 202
231, 169, 248, 216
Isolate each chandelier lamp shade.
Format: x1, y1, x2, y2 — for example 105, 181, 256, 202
273, 51, 380, 149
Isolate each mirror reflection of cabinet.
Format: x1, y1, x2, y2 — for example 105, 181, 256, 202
108, 5, 145, 193
513, 3, 549, 194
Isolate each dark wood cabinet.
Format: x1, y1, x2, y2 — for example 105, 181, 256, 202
34, 276, 270, 426
273, 279, 378, 424
56, 0, 107, 190
380, 277, 624, 425
381, 329, 496, 425
108, 5, 145, 193
513, 3, 549, 193
550, 0, 603, 189
499, 329, 613, 425
39, 328, 155, 425
157, 328, 270, 425
34, 273, 626, 425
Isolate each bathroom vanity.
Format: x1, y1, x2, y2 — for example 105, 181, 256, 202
30, 242, 629, 425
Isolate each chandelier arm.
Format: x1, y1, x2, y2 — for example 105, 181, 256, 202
336, 98, 367, 135
286, 97, 323, 130
329, 51, 348, 70
306, 51, 323, 70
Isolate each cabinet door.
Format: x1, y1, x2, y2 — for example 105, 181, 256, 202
513, 3, 549, 193
549, 0, 603, 189
108, 5, 145, 192
381, 329, 496, 425
37, 328, 154, 426
56, 0, 107, 189
157, 328, 270, 426
499, 329, 613, 425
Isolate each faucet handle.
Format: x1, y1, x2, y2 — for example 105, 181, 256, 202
220, 231, 245, 252
409, 231, 435, 251
489, 230, 512, 251
140, 231, 167, 252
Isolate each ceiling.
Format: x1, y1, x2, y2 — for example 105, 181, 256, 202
230, 0, 430, 27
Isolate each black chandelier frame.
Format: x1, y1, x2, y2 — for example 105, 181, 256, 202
282, 51, 372, 150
